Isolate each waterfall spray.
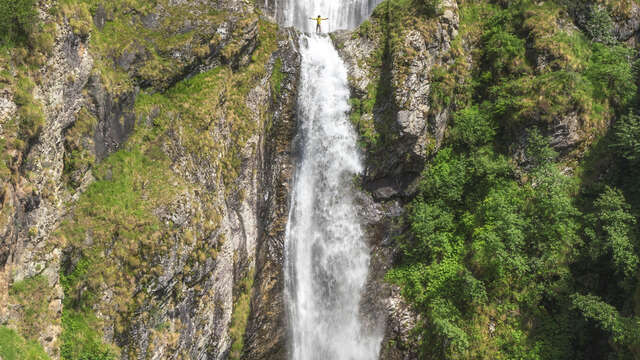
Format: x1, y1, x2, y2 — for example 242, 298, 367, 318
280, 1, 385, 359
284, 33, 382, 360
277, 0, 383, 33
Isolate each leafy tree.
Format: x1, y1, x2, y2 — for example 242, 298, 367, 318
572, 294, 640, 347
611, 111, 640, 162
585, 187, 638, 281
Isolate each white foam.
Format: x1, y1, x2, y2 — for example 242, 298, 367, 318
283, 34, 383, 360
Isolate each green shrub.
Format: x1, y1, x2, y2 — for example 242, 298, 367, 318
572, 294, 640, 346
584, 187, 638, 280
60, 310, 117, 360
450, 106, 495, 148
525, 128, 558, 167
585, 6, 616, 45
0, 0, 38, 47
0, 326, 50, 360
585, 43, 636, 109
611, 111, 640, 162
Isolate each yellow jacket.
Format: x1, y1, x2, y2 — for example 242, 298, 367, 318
311, 17, 328, 25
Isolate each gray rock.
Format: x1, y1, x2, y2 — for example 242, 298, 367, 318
243, 28, 301, 360
93, 4, 107, 30
612, 2, 640, 42
335, 0, 459, 184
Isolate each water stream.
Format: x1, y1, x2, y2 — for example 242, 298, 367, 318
282, 1, 384, 359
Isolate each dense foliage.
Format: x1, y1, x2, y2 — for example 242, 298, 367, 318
384, 0, 640, 359
0, 0, 38, 46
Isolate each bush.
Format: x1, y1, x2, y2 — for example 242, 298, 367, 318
611, 111, 640, 162
0, 0, 38, 47
451, 106, 495, 148
585, 6, 616, 45
0, 326, 50, 360
585, 187, 638, 280
585, 43, 636, 109
60, 310, 117, 360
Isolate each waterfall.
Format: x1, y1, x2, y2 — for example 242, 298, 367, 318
283, 28, 382, 360
276, 0, 383, 33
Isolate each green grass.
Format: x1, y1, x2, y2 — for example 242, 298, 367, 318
58, 148, 177, 355
60, 310, 116, 360
0, 327, 50, 360
8, 276, 55, 341
228, 269, 255, 360
270, 58, 285, 96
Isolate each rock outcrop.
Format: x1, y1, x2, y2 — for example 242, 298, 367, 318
333, 0, 460, 201
0, 9, 94, 356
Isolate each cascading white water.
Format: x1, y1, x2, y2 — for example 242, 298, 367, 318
283, 31, 383, 360
275, 0, 383, 33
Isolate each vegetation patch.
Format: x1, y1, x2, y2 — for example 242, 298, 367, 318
0, 326, 50, 360
385, 0, 640, 359
60, 309, 117, 360
228, 269, 255, 360
8, 275, 56, 342
0, 0, 38, 47
58, 148, 179, 351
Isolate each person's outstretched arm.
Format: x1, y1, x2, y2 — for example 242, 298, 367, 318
323, 18, 329, 20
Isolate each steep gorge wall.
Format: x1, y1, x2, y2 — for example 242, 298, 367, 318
0, 0, 300, 359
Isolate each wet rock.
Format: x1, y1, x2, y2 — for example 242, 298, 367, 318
85, 75, 137, 160
243, 28, 301, 360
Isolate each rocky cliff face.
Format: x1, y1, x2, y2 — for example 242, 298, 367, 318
0, 0, 300, 359
1, 5, 95, 356
333, 0, 460, 201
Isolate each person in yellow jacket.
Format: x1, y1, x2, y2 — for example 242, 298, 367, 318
310, 15, 329, 33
